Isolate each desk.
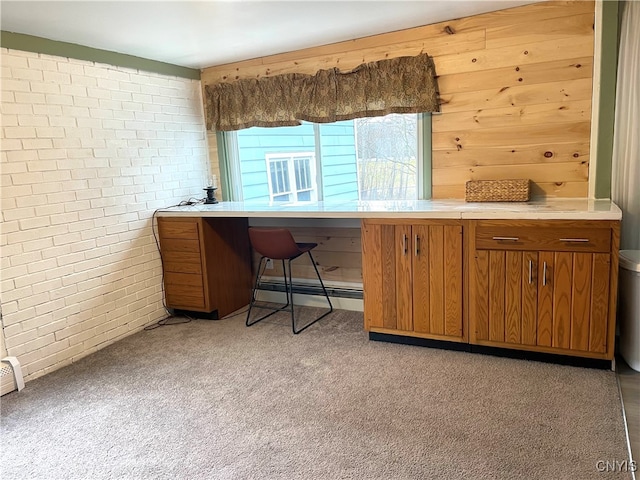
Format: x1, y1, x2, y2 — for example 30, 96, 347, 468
157, 198, 621, 220
157, 199, 621, 364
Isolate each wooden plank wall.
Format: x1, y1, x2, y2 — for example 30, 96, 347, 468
201, 1, 595, 284
202, 0, 595, 199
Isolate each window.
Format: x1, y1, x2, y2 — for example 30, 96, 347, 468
266, 152, 316, 202
356, 115, 419, 201
221, 113, 429, 202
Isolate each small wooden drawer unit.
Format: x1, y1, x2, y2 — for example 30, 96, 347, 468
469, 220, 620, 360
158, 219, 206, 310
157, 216, 253, 317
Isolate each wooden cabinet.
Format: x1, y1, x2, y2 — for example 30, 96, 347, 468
469, 220, 620, 360
361, 219, 465, 342
157, 216, 253, 318
157, 212, 620, 363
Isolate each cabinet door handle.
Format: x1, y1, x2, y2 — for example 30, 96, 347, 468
559, 238, 589, 243
402, 234, 408, 255
415, 234, 420, 256
528, 259, 533, 284
542, 261, 547, 286
492, 236, 520, 241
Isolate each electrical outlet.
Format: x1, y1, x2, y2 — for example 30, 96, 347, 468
265, 258, 274, 270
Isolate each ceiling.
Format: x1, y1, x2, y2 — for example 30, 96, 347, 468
1, 1, 541, 70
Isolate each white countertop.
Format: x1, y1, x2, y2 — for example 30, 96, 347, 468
157, 198, 621, 220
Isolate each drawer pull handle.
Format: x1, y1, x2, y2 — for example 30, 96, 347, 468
492, 236, 520, 241
559, 238, 590, 243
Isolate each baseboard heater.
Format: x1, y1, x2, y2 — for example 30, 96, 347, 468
257, 280, 363, 299
1, 357, 25, 396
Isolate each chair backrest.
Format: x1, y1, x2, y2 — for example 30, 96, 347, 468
248, 228, 303, 260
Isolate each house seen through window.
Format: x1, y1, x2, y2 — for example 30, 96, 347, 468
223, 113, 428, 202
266, 152, 317, 202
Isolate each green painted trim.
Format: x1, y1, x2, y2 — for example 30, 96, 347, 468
594, 1, 620, 199
216, 131, 233, 202
421, 113, 433, 200
1, 31, 200, 80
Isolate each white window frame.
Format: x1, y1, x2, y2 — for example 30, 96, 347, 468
265, 152, 317, 202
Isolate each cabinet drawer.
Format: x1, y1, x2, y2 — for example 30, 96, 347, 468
162, 250, 201, 265
165, 274, 205, 309
160, 238, 201, 253
476, 227, 611, 253
163, 259, 202, 274
165, 272, 203, 288
165, 292, 205, 310
158, 220, 199, 240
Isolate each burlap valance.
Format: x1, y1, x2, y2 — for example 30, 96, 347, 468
205, 53, 440, 131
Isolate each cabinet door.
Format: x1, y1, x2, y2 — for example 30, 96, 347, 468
543, 252, 611, 354
471, 249, 540, 346
362, 222, 406, 331
413, 224, 463, 339
473, 249, 611, 355
395, 225, 413, 331
362, 220, 463, 340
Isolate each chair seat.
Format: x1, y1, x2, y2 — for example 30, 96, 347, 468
249, 228, 317, 260
295, 242, 317, 254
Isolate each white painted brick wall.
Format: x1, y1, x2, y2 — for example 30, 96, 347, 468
1, 49, 211, 381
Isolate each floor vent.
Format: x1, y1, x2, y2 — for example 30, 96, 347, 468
1, 357, 25, 396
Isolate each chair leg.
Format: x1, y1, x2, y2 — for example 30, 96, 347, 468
285, 258, 297, 333
281, 259, 290, 309
246, 256, 289, 327
290, 251, 333, 334
246, 256, 265, 326
308, 251, 333, 312
246, 252, 333, 333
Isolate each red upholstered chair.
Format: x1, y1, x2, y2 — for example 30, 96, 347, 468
246, 227, 333, 334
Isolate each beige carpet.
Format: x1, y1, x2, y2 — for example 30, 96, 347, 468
0, 308, 632, 479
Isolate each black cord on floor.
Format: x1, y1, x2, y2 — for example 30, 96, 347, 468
144, 307, 250, 330
144, 314, 193, 330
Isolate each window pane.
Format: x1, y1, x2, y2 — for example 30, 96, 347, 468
280, 161, 290, 193
297, 190, 311, 201
237, 124, 315, 202
295, 157, 311, 190
355, 114, 418, 201
269, 162, 278, 193
273, 193, 291, 202
269, 159, 291, 195
233, 114, 420, 202
317, 121, 359, 201
295, 158, 303, 189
